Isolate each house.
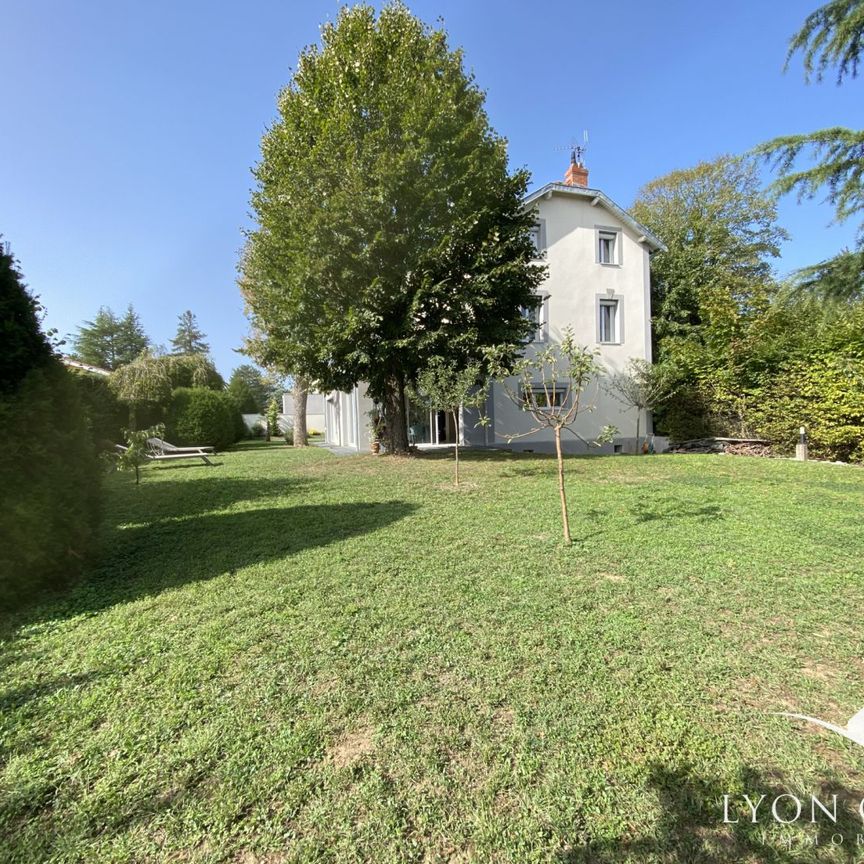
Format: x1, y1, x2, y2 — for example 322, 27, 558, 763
62, 358, 111, 377
324, 156, 665, 454
281, 390, 326, 435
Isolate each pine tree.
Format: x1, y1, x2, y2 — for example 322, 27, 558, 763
756, 0, 864, 240
71, 304, 148, 371
170, 310, 209, 355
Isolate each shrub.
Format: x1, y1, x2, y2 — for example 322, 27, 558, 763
166, 387, 238, 450
0, 362, 100, 607
230, 399, 248, 442
0, 244, 100, 608
69, 369, 127, 452
265, 397, 281, 440
750, 353, 864, 462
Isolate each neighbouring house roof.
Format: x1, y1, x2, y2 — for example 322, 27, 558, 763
523, 183, 667, 253
62, 358, 111, 376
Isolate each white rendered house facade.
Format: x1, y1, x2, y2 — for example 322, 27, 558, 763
324, 158, 665, 453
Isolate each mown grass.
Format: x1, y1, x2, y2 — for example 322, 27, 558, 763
2, 444, 864, 862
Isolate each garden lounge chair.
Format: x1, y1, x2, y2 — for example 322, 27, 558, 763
115, 440, 214, 466
146, 437, 214, 456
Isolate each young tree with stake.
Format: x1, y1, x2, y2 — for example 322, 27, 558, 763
489, 329, 615, 545
415, 358, 487, 487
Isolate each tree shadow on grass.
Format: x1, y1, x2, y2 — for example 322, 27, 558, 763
0, 671, 104, 713
106, 475, 319, 524
6, 499, 418, 630
631, 502, 724, 524
559, 763, 864, 862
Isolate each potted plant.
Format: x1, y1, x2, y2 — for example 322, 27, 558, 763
368, 410, 385, 455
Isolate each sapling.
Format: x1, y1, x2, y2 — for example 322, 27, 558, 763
489, 328, 616, 544
116, 424, 165, 484
415, 358, 488, 487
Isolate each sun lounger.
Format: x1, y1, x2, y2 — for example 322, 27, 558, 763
115, 442, 214, 466
146, 437, 214, 455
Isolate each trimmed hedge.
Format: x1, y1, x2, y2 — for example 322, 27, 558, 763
166, 387, 241, 450
0, 362, 100, 607
70, 369, 128, 452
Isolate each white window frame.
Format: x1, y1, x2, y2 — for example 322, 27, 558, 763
520, 293, 549, 344
596, 225, 622, 266
529, 219, 547, 259
523, 384, 566, 411
596, 295, 624, 345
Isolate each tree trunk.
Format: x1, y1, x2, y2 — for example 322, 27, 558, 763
383, 372, 409, 455
452, 408, 460, 487
636, 413, 641, 455
554, 427, 571, 545
293, 377, 308, 447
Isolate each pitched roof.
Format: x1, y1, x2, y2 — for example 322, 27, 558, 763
62, 358, 111, 376
523, 182, 667, 253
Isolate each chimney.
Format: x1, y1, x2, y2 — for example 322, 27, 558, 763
563, 150, 589, 187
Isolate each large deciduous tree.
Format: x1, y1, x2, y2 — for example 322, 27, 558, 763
71, 304, 149, 370
631, 155, 787, 358
240, 2, 543, 454
631, 156, 788, 438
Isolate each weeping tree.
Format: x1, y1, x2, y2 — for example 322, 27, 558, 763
109, 351, 223, 427
415, 358, 487, 486
488, 329, 616, 546
240, 2, 543, 455
109, 350, 172, 429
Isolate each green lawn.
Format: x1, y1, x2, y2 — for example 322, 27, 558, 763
2, 444, 864, 862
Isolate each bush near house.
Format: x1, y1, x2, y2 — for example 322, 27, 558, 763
165, 387, 240, 450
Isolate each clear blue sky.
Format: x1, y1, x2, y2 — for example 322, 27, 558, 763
2, 0, 860, 377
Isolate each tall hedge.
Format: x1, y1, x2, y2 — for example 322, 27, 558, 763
750, 354, 864, 462
0, 245, 100, 607
70, 369, 128, 452
166, 387, 240, 450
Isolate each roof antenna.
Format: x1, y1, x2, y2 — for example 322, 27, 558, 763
556, 129, 589, 166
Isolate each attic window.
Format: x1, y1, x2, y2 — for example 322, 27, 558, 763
529, 219, 546, 257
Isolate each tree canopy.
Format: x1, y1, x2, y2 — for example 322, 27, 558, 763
70, 305, 149, 371
631, 155, 787, 358
757, 0, 864, 241
170, 310, 210, 355
227, 364, 276, 413
240, 1, 544, 453
0, 239, 53, 394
